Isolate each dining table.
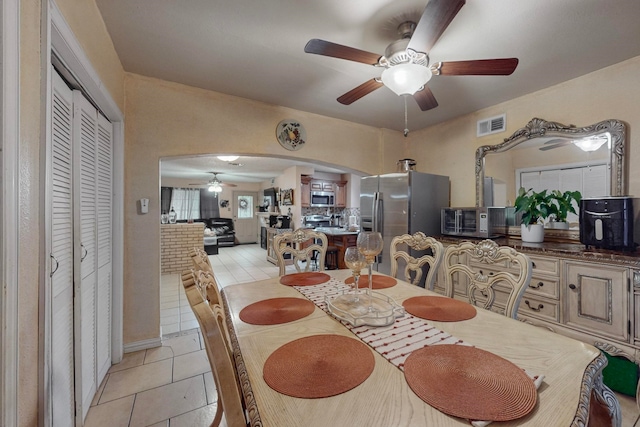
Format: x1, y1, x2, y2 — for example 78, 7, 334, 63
221, 269, 620, 427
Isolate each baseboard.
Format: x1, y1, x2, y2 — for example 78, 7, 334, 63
123, 336, 162, 353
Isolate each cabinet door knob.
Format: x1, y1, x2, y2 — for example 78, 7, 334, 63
529, 281, 544, 289
525, 300, 544, 311
569, 283, 577, 290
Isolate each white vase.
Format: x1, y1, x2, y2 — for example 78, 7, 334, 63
521, 224, 544, 243
551, 221, 569, 230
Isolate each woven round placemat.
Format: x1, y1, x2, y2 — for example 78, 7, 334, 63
404, 345, 537, 422
279, 272, 331, 286
239, 297, 316, 325
402, 296, 477, 322
345, 275, 397, 289
263, 334, 375, 398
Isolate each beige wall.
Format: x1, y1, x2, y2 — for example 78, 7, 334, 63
123, 73, 390, 344
405, 55, 640, 207
16, 0, 124, 425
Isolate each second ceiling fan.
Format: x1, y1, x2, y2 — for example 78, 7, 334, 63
304, 0, 518, 112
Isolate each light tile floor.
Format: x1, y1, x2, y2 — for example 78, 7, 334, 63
87, 244, 640, 426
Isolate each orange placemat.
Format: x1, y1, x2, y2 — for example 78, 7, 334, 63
263, 334, 375, 398
404, 345, 537, 422
239, 297, 315, 325
402, 296, 477, 322
345, 275, 397, 289
279, 272, 330, 286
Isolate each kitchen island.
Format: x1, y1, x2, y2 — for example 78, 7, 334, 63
314, 227, 359, 269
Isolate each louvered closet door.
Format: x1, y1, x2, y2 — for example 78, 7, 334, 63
73, 91, 99, 418
50, 70, 75, 427
96, 113, 113, 382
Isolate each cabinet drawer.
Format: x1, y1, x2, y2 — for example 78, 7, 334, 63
525, 276, 559, 300
528, 255, 560, 277
518, 295, 560, 323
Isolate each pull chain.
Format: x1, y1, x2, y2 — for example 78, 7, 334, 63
403, 95, 409, 137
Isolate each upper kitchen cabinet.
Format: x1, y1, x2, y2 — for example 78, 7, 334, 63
335, 181, 347, 208
301, 176, 311, 207
310, 180, 335, 192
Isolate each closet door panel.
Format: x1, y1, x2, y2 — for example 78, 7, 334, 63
50, 70, 75, 427
73, 91, 98, 417
96, 113, 113, 381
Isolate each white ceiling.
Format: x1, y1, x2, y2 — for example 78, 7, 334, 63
96, 0, 640, 182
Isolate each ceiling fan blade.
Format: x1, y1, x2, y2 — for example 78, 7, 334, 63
304, 39, 381, 65
437, 58, 519, 75
539, 141, 573, 151
337, 79, 384, 105
220, 182, 237, 187
407, 0, 465, 54
543, 138, 569, 145
413, 86, 438, 111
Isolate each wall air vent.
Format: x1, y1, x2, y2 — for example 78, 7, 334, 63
477, 114, 506, 137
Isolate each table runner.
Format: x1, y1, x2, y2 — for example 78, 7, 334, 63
293, 277, 544, 426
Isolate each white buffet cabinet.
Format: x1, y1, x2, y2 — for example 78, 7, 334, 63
434, 238, 640, 366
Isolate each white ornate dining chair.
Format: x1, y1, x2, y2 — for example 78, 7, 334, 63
389, 232, 444, 290
183, 279, 246, 427
273, 229, 328, 276
189, 247, 214, 273
182, 268, 223, 308
442, 239, 532, 319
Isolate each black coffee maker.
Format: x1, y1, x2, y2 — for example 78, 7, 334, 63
580, 197, 640, 250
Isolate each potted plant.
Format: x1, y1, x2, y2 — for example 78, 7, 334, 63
548, 190, 582, 229
514, 187, 553, 243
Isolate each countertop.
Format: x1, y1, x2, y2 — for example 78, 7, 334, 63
313, 227, 359, 236
437, 235, 640, 268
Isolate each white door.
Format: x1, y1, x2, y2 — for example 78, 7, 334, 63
49, 69, 113, 425
233, 191, 258, 244
73, 91, 98, 418
50, 69, 76, 427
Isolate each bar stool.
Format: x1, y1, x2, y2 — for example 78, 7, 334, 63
325, 245, 339, 270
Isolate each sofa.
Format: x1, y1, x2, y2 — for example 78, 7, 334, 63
207, 217, 236, 247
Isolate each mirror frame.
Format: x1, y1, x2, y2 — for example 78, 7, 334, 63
475, 117, 627, 207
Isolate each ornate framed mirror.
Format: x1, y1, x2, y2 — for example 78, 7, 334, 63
475, 117, 627, 208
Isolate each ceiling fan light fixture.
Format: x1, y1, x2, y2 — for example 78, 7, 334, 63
573, 135, 609, 152
217, 155, 239, 162
381, 63, 432, 96
208, 181, 223, 192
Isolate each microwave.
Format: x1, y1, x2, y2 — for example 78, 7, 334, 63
441, 207, 514, 238
310, 191, 335, 207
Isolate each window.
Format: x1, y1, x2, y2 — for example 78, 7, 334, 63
170, 188, 200, 220
237, 195, 254, 219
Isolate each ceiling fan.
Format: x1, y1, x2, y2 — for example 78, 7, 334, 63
304, 0, 518, 112
189, 172, 237, 192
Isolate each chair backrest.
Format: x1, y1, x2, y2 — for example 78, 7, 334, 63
273, 229, 328, 276
182, 281, 246, 426
193, 302, 246, 426
389, 232, 444, 289
442, 239, 532, 319
188, 247, 213, 273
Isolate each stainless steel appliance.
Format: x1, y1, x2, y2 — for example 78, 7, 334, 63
310, 191, 335, 208
360, 171, 450, 276
580, 197, 640, 250
303, 215, 332, 229
441, 207, 515, 238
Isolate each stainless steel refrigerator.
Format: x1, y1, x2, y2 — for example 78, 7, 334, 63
360, 171, 450, 277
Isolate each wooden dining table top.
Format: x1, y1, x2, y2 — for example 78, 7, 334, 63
221, 269, 617, 427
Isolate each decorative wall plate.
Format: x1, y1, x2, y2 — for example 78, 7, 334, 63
276, 119, 306, 151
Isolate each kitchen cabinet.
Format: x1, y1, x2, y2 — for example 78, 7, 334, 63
310, 180, 334, 192
335, 181, 347, 207
300, 176, 311, 207
565, 261, 629, 342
